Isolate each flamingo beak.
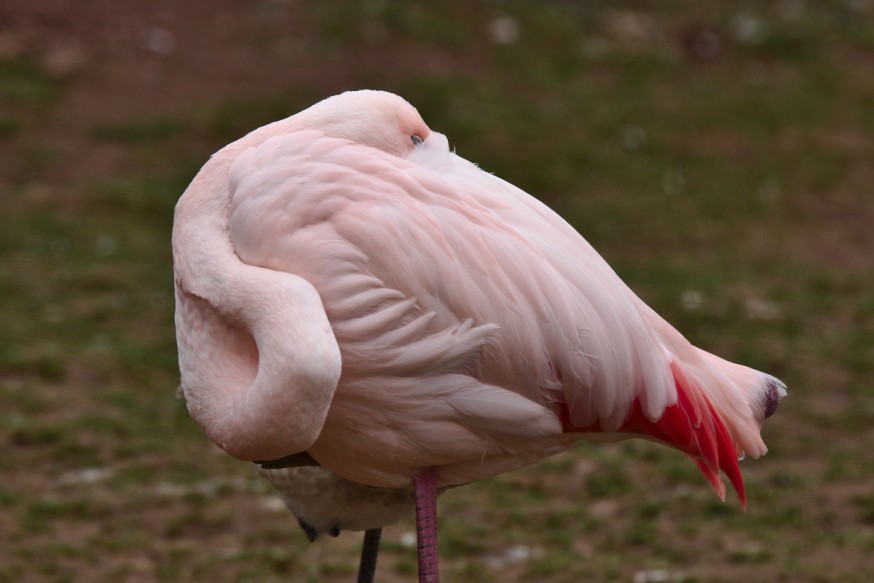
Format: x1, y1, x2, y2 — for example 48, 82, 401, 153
763, 376, 787, 419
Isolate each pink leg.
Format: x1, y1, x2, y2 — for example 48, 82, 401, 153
413, 467, 440, 583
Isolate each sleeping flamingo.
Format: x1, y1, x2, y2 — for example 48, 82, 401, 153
173, 90, 786, 582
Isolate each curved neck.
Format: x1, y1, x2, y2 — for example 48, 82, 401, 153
173, 143, 341, 461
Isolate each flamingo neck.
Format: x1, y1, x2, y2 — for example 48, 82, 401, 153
172, 143, 341, 461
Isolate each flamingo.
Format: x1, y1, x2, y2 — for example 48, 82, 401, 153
173, 90, 786, 582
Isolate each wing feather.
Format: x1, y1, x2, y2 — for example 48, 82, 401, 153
227, 130, 675, 430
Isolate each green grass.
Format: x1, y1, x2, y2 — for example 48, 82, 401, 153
0, 57, 62, 108
2, 1, 874, 581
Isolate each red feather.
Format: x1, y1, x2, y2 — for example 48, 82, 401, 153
560, 360, 746, 508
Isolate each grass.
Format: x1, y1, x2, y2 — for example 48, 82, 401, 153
0, 57, 63, 108
1, 1, 874, 581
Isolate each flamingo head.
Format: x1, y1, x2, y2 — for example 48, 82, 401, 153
294, 90, 432, 157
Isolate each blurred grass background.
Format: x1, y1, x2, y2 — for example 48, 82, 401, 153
1, 1, 873, 581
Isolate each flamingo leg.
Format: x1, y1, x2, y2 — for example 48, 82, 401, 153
356, 528, 382, 583
413, 468, 440, 583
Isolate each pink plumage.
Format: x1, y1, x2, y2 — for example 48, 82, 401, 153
173, 90, 785, 580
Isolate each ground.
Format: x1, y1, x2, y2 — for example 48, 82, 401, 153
1, 2, 873, 582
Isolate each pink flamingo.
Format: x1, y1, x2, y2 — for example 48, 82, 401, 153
173, 90, 785, 582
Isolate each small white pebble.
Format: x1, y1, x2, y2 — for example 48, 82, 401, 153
142, 26, 176, 56
488, 16, 520, 45
745, 297, 780, 320
59, 467, 113, 485
260, 496, 288, 513
504, 545, 531, 563
634, 569, 687, 583
620, 125, 647, 151
733, 13, 768, 45
155, 481, 187, 497
681, 290, 703, 311
604, 11, 652, 43
399, 531, 417, 548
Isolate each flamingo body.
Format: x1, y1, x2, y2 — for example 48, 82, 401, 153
173, 91, 785, 568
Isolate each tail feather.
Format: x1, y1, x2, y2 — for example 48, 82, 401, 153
561, 360, 747, 507
626, 361, 746, 507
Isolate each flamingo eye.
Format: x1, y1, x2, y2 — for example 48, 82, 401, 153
411, 134, 423, 146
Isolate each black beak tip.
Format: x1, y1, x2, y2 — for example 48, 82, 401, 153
764, 377, 786, 419
298, 519, 318, 543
